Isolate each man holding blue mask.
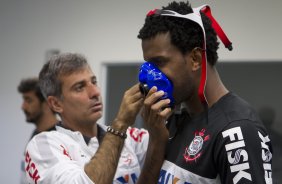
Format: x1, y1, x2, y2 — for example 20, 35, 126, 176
24, 53, 152, 184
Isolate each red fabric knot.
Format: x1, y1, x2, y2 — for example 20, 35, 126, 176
147, 9, 157, 16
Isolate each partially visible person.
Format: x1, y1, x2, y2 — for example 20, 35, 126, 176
18, 77, 58, 184
18, 77, 58, 138
137, 1, 273, 184
24, 53, 154, 183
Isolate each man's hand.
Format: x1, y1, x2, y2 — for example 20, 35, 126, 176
113, 83, 144, 130
142, 86, 172, 142
85, 83, 144, 184
137, 86, 173, 184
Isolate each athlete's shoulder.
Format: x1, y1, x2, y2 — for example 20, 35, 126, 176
208, 92, 262, 133
216, 92, 258, 121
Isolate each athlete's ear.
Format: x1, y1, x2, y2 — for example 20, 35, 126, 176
47, 96, 63, 114
190, 47, 203, 72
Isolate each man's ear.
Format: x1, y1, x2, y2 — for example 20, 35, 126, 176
190, 47, 203, 72
47, 96, 63, 114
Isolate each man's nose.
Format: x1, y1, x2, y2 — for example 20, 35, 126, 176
21, 102, 27, 111
88, 83, 101, 98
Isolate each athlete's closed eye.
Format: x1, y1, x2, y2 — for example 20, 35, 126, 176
148, 57, 167, 68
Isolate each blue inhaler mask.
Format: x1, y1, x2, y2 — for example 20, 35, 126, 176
138, 62, 174, 107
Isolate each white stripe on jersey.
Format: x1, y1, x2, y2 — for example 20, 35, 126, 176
160, 160, 220, 184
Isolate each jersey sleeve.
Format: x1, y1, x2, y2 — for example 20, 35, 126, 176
126, 127, 149, 167
214, 120, 273, 184
24, 132, 94, 184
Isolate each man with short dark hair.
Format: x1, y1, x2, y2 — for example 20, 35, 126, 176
18, 77, 58, 135
137, 1, 273, 183
18, 77, 58, 184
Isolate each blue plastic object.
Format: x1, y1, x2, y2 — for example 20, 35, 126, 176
138, 62, 174, 107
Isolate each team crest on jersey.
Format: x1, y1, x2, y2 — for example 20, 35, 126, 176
183, 128, 210, 162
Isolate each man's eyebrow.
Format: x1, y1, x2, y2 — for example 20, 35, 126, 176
70, 75, 97, 88
23, 96, 31, 100
91, 75, 97, 81
70, 79, 85, 89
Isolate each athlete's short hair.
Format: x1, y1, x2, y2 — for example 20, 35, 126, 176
138, 1, 220, 65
